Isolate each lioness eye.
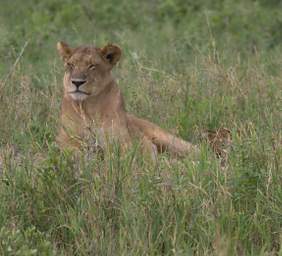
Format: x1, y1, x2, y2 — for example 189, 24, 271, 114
88, 64, 96, 70
66, 62, 74, 70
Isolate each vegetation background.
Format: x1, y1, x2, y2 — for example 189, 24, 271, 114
0, 0, 281, 255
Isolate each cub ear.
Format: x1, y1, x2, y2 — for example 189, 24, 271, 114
100, 44, 121, 66
57, 41, 73, 61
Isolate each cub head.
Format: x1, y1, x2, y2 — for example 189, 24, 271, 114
57, 41, 121, 101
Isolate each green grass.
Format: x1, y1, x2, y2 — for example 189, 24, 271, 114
0, 1, 281, 255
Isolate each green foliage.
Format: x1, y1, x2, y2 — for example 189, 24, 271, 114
0, 0, 281, 255
0, 226, 54, 255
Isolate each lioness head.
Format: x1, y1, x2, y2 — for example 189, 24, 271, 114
57, 41, 121, 101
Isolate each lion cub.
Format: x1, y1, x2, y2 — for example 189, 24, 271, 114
56, 41, 198, 159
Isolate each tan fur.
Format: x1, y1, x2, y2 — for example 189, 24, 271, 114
56, 42, 198, 159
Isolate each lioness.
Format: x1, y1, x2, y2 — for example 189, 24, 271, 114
56, 41, 198, 159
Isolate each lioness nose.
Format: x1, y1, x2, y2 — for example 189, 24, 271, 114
72, 79, 86, 88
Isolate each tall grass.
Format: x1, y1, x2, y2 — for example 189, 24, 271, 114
0, 1, 281, 255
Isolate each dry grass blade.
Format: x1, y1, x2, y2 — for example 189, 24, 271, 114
0, 40, 29, 93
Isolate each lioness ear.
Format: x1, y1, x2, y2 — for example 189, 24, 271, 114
100, 44, 121, 66
57, 41, 73, 61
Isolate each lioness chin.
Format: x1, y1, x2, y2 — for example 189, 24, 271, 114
56, 41, 198, 159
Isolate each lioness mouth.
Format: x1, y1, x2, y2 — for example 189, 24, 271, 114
69, 90, 91, 95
